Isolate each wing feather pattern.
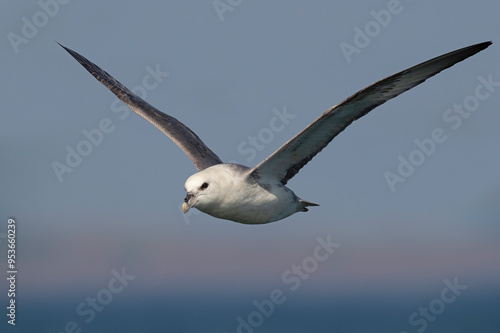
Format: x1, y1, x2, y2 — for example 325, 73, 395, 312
59, 43, 223, 171
249, 42, 491, 184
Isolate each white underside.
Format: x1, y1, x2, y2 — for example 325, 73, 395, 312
203, 180, 300, 224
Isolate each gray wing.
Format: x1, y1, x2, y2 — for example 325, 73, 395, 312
249, 41, 491, 185
59, 43, 223, 171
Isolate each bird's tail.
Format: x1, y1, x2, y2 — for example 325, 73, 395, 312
298, 199, 319, 212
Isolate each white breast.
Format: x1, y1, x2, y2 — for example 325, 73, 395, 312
195, 164, 301, 224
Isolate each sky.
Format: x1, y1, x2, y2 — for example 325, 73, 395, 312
1, 1, 500, 332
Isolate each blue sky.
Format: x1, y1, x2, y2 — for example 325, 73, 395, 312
1, 1, 499, 332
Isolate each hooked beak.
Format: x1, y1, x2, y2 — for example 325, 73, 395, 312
182, 192, 196, 213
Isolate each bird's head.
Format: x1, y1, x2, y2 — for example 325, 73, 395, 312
182, 166, 229, 214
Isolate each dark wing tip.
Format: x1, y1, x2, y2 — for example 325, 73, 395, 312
57, 42, 77, 58
463, 41, 492, 53
448, 40, 492, 61
56, 42, 135, 102
57, 42, 98, 73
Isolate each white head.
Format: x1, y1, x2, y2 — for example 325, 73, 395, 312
181, 166, 231, 214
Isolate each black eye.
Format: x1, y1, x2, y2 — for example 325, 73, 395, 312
200, 182, 209, 190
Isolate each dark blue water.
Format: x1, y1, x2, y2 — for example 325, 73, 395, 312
4, 292, 500, 332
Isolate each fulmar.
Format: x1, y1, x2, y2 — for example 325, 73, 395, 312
59, 41, 491, 224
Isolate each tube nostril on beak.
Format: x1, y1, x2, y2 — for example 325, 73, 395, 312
184, 193, 193, 203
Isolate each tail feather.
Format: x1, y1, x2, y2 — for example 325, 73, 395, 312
298, 199, 319, 212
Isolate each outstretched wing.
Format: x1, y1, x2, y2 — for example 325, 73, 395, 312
249, 42, 491, 185
59, 43, 223, 171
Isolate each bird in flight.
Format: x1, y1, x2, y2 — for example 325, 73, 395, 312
59, 41, 491, 224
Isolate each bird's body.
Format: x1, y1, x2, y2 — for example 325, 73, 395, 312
59, 41, 491, 224
183, 163, 316, 224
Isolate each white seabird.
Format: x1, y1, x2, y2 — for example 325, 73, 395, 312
59, 41, 491, 224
